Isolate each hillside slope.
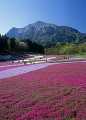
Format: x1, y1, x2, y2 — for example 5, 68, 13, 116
6, 21, 86, 46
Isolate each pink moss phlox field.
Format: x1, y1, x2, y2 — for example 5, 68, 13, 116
0, 61, 24, 71
0, 62, 86, 119
0, 61, 20, 66
47, 55, 64, 60
0, 63, 57, 79
47, 55, 74, 60
0, 64, 25, 72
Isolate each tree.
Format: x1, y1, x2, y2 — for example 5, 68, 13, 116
0, 35, 9, 53
59, 44, 77, 54
78, 42, 86, 54
9, 38, 16, 51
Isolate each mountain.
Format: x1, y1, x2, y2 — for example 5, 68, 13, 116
6, 21, 86, 46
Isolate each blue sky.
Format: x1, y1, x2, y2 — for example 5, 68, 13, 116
0, 0, 86, 35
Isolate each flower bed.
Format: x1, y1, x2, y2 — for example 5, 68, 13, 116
0, 62, 86, 119
0, 64, 24, 72
0, 63, 58, 79
0, 61, 25, 72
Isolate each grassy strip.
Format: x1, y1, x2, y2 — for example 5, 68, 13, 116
49, 59, 86, 63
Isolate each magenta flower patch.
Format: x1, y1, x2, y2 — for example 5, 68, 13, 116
0, 62, 86, 119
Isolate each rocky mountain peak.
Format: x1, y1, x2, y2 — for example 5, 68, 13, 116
6, 21, 86, 46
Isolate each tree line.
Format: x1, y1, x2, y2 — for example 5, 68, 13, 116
0, 34, 44, 54
45, 42, 86, 55
0, 34, 86, 55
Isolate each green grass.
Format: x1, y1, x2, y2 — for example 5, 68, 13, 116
57, 59, 86, 63
59, 53, 86, 58
76, 55, 86, 58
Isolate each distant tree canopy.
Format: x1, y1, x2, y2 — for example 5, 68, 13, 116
0, 34, 44, 54
0, 34, 9, 53
0, 34, 86, 55
45, 42, 86, 55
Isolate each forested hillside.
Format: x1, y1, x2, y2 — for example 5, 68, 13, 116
45, 42, 86, 55
0, 34, 86, 55
0, 34, 44, 54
